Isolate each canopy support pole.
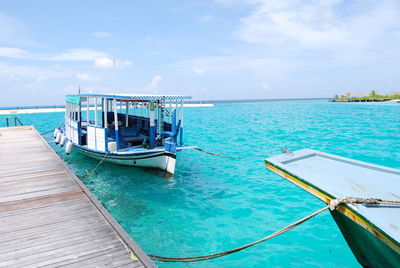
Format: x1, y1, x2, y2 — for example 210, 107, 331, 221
86, 97, 89, 124
113, 99, 120, 151
104, 98, 108, 129
94, 98, 98, 126
179, 99, 184, 146
149, 101, 155, 148
125, 102, 129, 127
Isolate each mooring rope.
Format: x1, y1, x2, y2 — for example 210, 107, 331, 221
82, 152, 110, 179
40, 123, 65, 136
193, 146, 296, 160
149, 197, 400, 262
194, 147, 241, 160
40, 129, 55, 135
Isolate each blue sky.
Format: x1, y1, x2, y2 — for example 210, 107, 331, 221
1, 0, 400, 106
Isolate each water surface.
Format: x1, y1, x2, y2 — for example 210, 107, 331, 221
2, 99, 399, 267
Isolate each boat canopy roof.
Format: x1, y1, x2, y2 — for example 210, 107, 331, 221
66, 93, 191, 102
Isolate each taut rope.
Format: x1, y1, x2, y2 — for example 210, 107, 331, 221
149, 197, 400, 262
194, 147, 241, 160
82, 152, 110, 179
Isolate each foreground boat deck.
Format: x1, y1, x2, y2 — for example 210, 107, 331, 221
0, 126, 155, 267
265, 149, 400, 268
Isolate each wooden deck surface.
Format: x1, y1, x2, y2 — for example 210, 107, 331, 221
0, 126, 156, 268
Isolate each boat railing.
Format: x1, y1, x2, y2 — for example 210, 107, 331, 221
4, 116, 23, 127
65, 118, 80, 144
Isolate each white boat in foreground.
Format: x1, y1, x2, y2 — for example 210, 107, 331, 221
54, 93, 192, 174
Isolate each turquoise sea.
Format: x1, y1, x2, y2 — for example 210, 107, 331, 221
1, 99, 399, 267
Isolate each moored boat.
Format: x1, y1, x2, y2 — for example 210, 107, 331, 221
265, 149, 400, 268
54, 93, 192, 174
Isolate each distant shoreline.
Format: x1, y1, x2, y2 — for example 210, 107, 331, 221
0, 97, 330, 111
190, 97, 330, 104
333, 98, 400, 103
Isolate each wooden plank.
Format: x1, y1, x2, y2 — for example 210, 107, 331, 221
0, 169, 67, 183
0, 126, 154, 268
0, 190, 85, 213
0, 155, 56, 166
0, 200, 94, 225
0, 185, 80, 203
0, 172, 71, 188
0, 164, 65, 179
0, 225, 113, 254
0, 214, 113, 244
0, 198, 91, 219
0, 238, 124, 267
0, 177, 77, 194
42, 247, 131, 267
0, 147, 49, 155
0, 231, 120, 262
0, 207, 98, 234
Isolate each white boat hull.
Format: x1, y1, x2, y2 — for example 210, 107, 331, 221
75, 146, 177, 174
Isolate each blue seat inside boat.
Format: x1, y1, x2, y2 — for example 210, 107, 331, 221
119, 127, 138, 137
105, 112, 150, 131
104, 112, 162, 148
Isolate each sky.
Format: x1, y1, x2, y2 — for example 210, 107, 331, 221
1, 0, 400, 106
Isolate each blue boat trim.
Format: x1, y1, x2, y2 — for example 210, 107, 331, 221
75, 145, 176, 160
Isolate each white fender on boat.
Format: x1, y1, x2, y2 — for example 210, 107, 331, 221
60, 135, 66, 146
65, 141, 73, 155
53, 128, 59, 138
166, 156, 176, 175
55, 132, 62, 144
107, 141, 117, 152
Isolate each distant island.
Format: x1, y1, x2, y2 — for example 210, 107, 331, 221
333, 90, 400, 102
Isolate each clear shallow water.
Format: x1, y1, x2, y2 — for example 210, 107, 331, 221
2, 99, 399, 267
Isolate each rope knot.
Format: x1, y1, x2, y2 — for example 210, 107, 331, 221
329, 197, 400, 211
329, 198, 344, 211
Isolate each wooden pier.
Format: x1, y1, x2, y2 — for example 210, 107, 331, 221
0, 126, 156, 267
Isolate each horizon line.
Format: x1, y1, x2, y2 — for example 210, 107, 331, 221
0, 97, 332, 110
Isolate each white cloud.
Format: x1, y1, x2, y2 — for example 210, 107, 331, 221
144, 35, 167, 44
91, 31, 111, 38
148, 75, 163, 90
94, 57, 114, 68
0, 47, 31, 58
0, 47, 108, 61
193, 67, 205, 75
199, 15, 217, 23
117, 59, 132, 68
94, 57, 132, 69
258, 81, 270, 91
214, 0, 252, 6
51, 48, 107, 61
236, 0, 400, 50
76, 73, 101, 82
172, 56, 293, 77
0, 61, 71, 83
0, 13, 39, 46
0, 47, 132, 69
